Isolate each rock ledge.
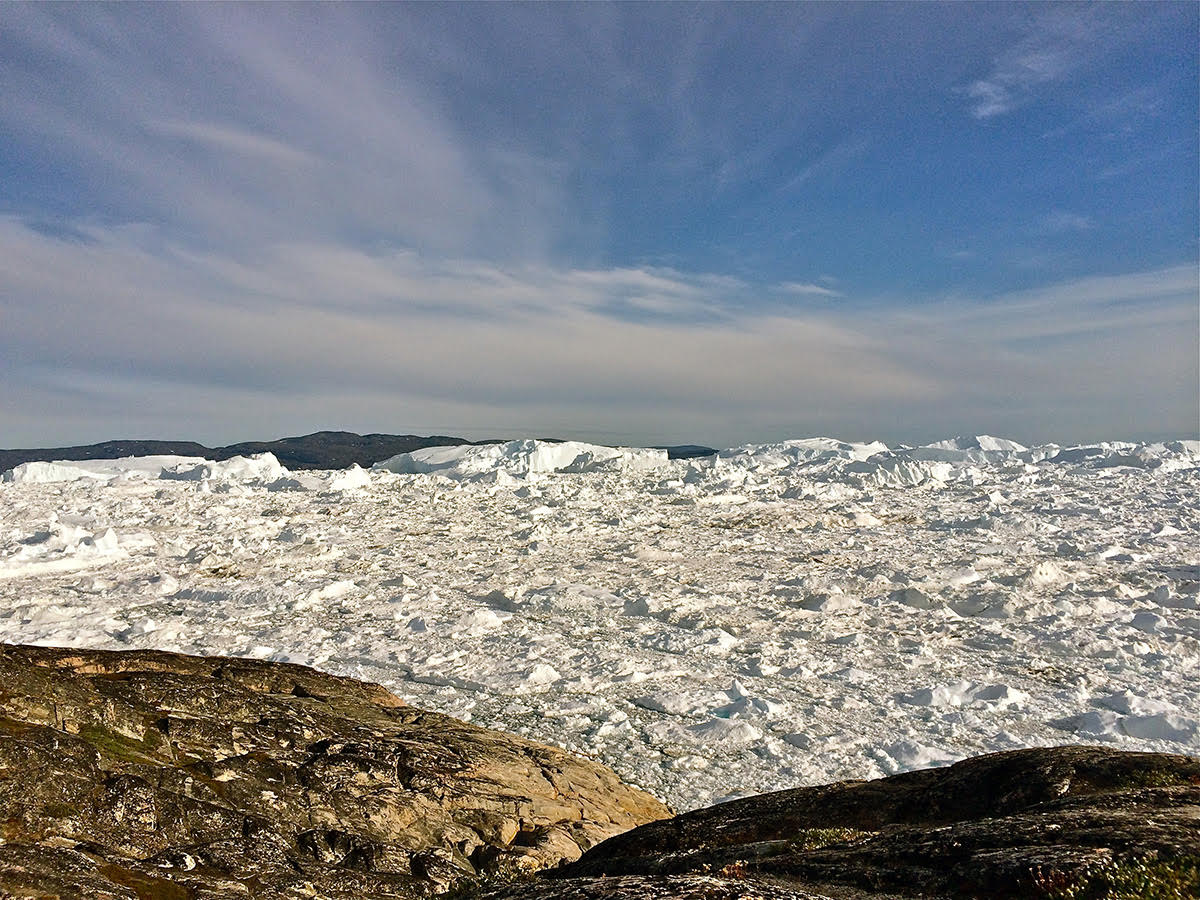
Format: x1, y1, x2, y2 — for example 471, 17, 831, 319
0, 644, 669, 898
502, 744, 1199, 899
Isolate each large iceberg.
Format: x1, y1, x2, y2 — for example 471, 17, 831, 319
373, 439, 667, 480
2, 455, 208, 484
159, 453, 290, 486
908, 435, 1028, 464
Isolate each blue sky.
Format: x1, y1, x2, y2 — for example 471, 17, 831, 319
1, 2, 1196, 449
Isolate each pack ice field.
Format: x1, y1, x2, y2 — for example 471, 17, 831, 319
2, 436, 1197, 811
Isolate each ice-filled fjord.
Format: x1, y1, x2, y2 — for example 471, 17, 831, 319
1, 436, 1197, 811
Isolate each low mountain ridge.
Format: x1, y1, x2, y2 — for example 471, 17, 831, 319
0, 431, 479, 472
0, 431, 717, 472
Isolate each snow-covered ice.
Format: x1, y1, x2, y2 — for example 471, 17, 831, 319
1, 436, 1197, 811
373, 439, 668, 479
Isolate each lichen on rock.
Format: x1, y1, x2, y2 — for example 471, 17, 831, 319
0, 643, 669, 898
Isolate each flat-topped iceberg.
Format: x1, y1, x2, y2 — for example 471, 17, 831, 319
373, 439, 667, 480
2, 455, 208, 484
2, 461, 111, 485
708, 435, 1198, 477
908, 435, 1029, 465
924, 435, 1028, 453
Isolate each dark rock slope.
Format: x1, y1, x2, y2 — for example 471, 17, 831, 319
489, 744, 1199, 900
0, 644, 669, 899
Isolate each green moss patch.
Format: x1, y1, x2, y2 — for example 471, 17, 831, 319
77, 723, 167, 767
791, 827, 873, 851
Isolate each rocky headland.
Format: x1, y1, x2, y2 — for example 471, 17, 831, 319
0, 644, 1196, 900
0, 644, 668, 898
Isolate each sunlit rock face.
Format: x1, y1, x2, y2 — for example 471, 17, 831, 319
0, 644, 670, 899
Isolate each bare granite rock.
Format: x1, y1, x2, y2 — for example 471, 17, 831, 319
539, 745, 1200, 899
0, 644, 669, 899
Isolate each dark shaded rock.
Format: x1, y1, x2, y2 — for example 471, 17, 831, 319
543, 745, 1200, 899
0, 431, 486, 472
0, 644, 669, 898
656, 446, 718, 461
210, 432, 481, 470
473, 874, 834, 899
4, 644, 1195, 900
0, 439, 213, 473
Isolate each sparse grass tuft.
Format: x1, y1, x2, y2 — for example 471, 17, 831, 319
1113, 768, 1196, 790
77, 722, 165, 766
791, 827, 873, 851
1033, 855, 1200, 900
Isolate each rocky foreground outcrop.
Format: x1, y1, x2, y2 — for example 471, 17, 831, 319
491, 744, 1199, 899
1, 644, 1196, 900
0, 644, 668, 898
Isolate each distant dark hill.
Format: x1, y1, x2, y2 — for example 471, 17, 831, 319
658, 444, 717, 459
209, 431, 479, 470
1, 431, 717, 471
0, 431, 476, 472
0, 439, 214, 473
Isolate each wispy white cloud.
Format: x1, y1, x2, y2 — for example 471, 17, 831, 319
779, 137, 871, 192
1042, 84, 1169, 141
967, 53, 1069, 119
898, 265, 1197, 343
779, 282, 843, 298
1041, 210, 1094, 234
1, 217, 1194, 447
964, 9, 1100, 119
0, 217, 939, 445
149, 120, 317, 167
1096, 138, 1193, 182
886, 265, 1199, 440
0, 5, 1193, 448
0, 4, 564, 260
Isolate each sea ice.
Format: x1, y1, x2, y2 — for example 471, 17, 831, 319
3, 461, 110, 484
1, 434, 1196, 811
160, 453, 290, 487
373, 439, 667, 479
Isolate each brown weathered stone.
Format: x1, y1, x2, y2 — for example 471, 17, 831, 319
473, 874, 837, 900
0, 644, 669, 899
547, 745, 1200, 899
